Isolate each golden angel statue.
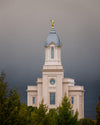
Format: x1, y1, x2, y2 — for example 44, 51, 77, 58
51, 19, 54, 29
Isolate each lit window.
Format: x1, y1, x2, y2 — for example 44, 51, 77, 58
50, 93, 55, 105
51, 47, 54, 59
72, 110, 74, 115
71, 97, 74, 104
33, 97, 35, 104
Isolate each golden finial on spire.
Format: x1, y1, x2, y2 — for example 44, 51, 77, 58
51, 19, 54, 29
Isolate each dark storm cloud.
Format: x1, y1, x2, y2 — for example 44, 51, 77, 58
0, 0, 100, 119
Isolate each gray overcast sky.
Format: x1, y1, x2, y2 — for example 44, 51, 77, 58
0, 0, 100, 119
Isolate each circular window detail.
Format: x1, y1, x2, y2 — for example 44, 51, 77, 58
50, 79, 55, 85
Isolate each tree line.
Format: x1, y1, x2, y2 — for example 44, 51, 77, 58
0, 72, 99, 125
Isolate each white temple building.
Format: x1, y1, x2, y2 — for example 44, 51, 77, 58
27, 20, 84, 119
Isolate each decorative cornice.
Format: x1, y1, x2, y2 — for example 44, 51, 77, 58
26, 90, 37, 92
37, 82, 42, 84
42, 69, 64, 72
68, 90, 84, 92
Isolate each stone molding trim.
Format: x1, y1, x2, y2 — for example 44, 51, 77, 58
37, 82, 42, 84
68, 90, 85, 92
42, 69, 64, 72
26, 90, 37, 92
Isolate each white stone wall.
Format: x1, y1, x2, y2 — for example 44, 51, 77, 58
26, 42, 84, 119
27, 82, 84, 119
27, 86, 37, 106
45, 44, 61, 65
68, 86, 84, 119
42, 70, 63, 108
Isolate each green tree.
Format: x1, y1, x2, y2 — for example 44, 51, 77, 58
26, 106, 37, 124
31, 100, 48, 125
4, 89, 21, 125
0, 72, 24, 125
58, 94, 79, 125
46, 109, 58, 125
17, 103, 30, 125
96, 96, 100, 125
0, 72, 8, 125
0, 71, 38, 125
0, 72, 8, 103
79, 118, 95, 125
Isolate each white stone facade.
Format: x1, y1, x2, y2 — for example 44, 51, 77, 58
27, 25, 84, 119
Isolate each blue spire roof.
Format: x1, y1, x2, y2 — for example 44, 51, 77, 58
45, 29, 62, 47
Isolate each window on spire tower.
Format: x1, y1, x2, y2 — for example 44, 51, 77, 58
51, 47, 54, 59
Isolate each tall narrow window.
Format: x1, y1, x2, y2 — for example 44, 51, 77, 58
51, 47, 54, 59
50, 93, 55, 105
33, 97, 35, 104
71, 97, 74, 104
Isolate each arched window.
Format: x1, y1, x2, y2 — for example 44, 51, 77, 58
51, 47, 54, 59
